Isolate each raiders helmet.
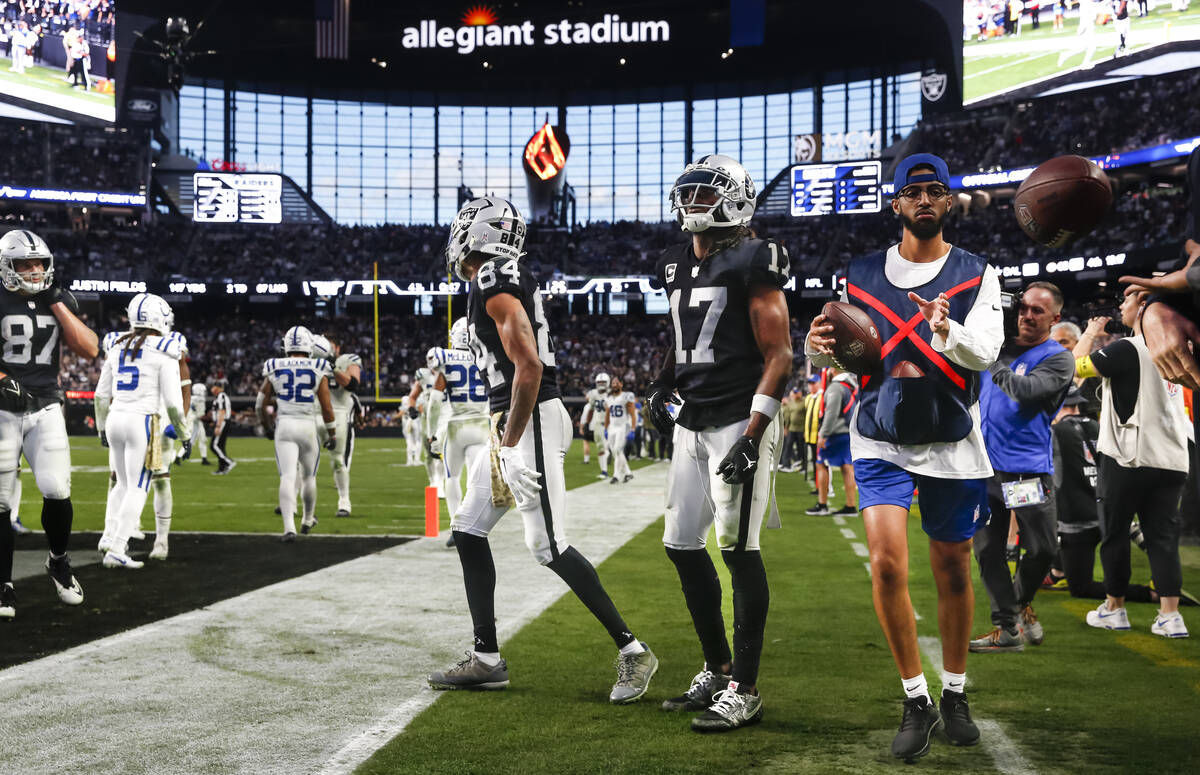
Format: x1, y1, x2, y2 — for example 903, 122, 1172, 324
0, 229, 55, 294
450, 317, 471, 350
446, 197, 528, 281
126, 293, 173, 335
669, 154, 757, 232
281, 325, 315, 356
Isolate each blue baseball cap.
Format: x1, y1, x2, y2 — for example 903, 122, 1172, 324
893, 153, 951, 194
806, 374, 820, 383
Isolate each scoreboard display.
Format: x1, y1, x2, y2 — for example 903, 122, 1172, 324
193, 173, 283, 224
790, 161, 882, 217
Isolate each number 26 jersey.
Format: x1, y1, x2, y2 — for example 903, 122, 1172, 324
467, 257, 560, 413
655, 236, 790, 430
262, 357, 333, 417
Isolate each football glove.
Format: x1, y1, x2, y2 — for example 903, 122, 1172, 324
36, 284, 80, 315
406, 406, 420, 420
427, 435, 443, 460
179, 439, 193, 460
646, 382, 680, 435
498, 445, 542, 505
0, 376, 30, 413
99, 430, 109, 448
324, 434, 336, 451
716, 435, 759, 485
164, 424, 178, 439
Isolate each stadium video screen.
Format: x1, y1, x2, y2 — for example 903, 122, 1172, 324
0, 1, 117, 122
963, 1, 1200, 105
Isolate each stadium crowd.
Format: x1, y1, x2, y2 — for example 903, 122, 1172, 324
0, 118, 148, 192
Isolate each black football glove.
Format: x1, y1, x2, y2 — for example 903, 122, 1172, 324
324, 434, 337, 451
716, 436, 759, 485
99, 430, 109, 448
406, 406, 419, 420
646, 382, 681, 435
179, 439, 193, 461
0, 376, 30, 413
36, 285, 80, 315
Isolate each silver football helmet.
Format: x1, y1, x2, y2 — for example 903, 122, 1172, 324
0, 229, 55, 294
311, 334, 335, 361
126, 293, 173, 335
281, 325, 315, 356
595, 372, 610, 390
446, 197, 528, 281
669, 154, 757, 232
450, 317, 471, 350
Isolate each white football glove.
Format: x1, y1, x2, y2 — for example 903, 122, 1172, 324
497, 445, 542, 505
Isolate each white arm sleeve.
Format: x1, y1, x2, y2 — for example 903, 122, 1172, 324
930, 264, 1004, 372
158, 361, 191, 442
93, 354, 114, 432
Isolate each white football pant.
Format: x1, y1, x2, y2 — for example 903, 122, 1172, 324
274, 416, 319, 534
0, 404, 72, 510
441, 417, 489, 521
606, 424, 632, 479
102, 411, 153, 554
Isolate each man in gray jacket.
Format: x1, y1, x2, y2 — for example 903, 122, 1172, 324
806, 367, 859, 516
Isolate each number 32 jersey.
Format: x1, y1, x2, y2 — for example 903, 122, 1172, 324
0, 290, 64, 397
467, 257, 560, 413
262, 357, 332, 417
655, 236, 790, 430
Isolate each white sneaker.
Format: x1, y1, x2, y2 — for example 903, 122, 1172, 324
1151, 611, 1189, 639
1086, 602, 1131, 631
97, 535, 113, 554
130, 529, 146, 541
149, 540, 169, 560
102, 551, 144, 569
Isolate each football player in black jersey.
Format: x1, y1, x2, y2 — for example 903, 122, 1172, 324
645, 154, 793, 732
427, 197, 659, 704
0, 230, 100, 620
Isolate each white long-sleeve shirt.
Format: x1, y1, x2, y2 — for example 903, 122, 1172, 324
806, 245, 1004, 479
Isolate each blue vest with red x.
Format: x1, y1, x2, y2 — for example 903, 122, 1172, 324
845, 247, 987, 445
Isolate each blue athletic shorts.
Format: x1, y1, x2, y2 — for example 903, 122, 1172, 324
817, 433, 852, 467
853, 457, 989, 543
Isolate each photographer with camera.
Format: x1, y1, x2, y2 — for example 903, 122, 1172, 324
971, 282, 1075, 653
1074, 291, 1192, 638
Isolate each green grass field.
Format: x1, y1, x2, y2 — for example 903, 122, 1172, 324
963, 6, 1200, 103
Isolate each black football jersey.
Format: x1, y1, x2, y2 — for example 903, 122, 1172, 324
1052, 416, 1100, 528
656, 236, 790, 430
467, 256, 561, 412
0, 289, 63, 398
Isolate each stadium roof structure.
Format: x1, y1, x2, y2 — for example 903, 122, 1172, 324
122, 0, 963, 105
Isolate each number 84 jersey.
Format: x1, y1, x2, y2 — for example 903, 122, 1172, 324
263, 357, 333, 417
655, 236, 790, 430
426, 347, 489, 419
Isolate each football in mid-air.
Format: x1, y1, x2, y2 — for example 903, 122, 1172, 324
822, 301, 882, 375
1013, 155, 1112, 248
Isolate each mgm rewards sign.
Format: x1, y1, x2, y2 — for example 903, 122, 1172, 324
401, 7, 671, 55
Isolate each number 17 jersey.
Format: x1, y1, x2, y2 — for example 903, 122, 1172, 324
467, 257, 560, 413
655, 236, 790, 430
263, 357, 333, 417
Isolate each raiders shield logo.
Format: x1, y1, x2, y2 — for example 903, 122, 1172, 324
921, 72, 948, 102
665, 263, 677, 283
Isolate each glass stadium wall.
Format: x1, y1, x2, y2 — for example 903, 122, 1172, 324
176, 74, 922, 226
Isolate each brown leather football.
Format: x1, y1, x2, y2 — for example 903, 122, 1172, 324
1013, 155, 1112, 248
890, 360, 924, 378
821, 301, 882, 376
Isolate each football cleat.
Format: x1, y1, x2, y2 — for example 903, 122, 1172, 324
610, 477, 620, 484
102, 551, 144, 570
280, 531, 297, 544
805, 504, 830, 516
662, 669, 732, 712
149, 540, 169, 560
46, 554, 84, 604
609, 643, 658, 704
833, 505, 859, 516
10, 516, 31, 535
622, 474, 634, 483
300, 516, 317, 535
130, 529, 146, 541
274, 506, 282, 516
1086, 603, 1131, 631
968, 627, 1025, 652
691, 682, 763, 732
0, 583, 15, 619
97, 535, 113, 555
1151, 611, 1189, 638
336, 508, 351, 518
428, 652, 510, 690
891, 695, 942, 762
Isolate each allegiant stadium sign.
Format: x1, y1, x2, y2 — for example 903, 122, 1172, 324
401, 14, 671, 55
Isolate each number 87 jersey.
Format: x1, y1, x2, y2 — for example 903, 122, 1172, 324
262, 356, 333, 416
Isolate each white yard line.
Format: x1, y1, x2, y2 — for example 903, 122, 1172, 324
0, 463, 670, 775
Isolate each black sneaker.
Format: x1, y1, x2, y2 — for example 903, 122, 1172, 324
891, 695, 941, 762
833, 505, 858, 515
201, 458, 212, 466
0, 583, 15, 620
805, 504, 830, 516
939, 690, 980, 746
662, 669, 732, 712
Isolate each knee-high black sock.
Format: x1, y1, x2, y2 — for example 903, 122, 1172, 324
0, 510, 13, 583
452, 531, 498, 653
666, 546, 731, 670
42, 497, 72, 557
722, 550, 769, 687
547, 546, 635, 648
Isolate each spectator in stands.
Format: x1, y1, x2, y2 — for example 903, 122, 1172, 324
972, 281, 1074, 653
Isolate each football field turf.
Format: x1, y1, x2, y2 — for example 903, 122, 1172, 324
6, 437, 1200, 773
963, 7, 1200, 103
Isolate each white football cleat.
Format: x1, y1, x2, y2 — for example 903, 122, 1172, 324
149, 540, 169, 560
97, 535, 113, 555
130, 529, 146, 541
1151, 611, 1189, 639
46, 554, 84, 605
102, 551, 144, 570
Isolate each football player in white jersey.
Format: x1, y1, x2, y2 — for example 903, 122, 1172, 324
402, 366, 445, 493
93, 294, 191, 569
189, 383, 210, 465
312, 334, 363, 517
400, 375, 424, 466
604, 376, 637, 484
256, 326, 336, 541
580, 373, 611, 479
145, 305, 192, 560
426, 317, 490, 530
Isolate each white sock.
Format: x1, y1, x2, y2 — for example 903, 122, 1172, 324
941, 670, 966, 696
474, 650, 501, 666
583, 454, 590, 463
618, 639, 645, 656
152, 478, 172, 540
901, 673, 930, 701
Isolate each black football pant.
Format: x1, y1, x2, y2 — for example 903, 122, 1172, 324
213, 425, 233, 472
1098, 457, 1185, 599
975, 471, 1058, 631
780, 431, 805, 473
1059, 527, 1155, 603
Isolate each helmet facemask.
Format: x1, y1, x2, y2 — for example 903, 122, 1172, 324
669, 156, 756, 233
